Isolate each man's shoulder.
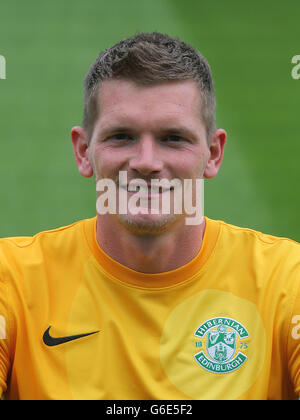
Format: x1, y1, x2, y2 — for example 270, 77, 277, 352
207, 217, 300, 269
210, 217, 300, 249
207, 218, 300, 298
0, 217, 96, 262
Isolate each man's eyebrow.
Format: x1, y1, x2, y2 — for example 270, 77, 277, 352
159, 127, 196, 138
99, 125, 134, 136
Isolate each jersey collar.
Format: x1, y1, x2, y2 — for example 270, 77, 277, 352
83, 216, 220, 289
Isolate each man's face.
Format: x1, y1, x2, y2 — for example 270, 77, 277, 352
86, 78, 214, 233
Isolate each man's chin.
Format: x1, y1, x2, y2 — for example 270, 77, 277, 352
115, 212, 180, 235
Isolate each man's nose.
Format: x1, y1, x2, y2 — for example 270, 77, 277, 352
129, 136, 163, 176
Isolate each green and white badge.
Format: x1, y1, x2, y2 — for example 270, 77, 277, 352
194, 317, 249, 374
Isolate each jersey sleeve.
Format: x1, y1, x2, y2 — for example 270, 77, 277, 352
0, 263, 11, 397
287, 280, 300, 397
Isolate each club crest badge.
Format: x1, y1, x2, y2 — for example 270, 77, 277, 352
194, 317, 249, 374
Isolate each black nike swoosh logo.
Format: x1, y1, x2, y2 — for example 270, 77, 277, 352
43, 326, 100, 346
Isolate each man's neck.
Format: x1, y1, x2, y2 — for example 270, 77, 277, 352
96, 215, 206, 274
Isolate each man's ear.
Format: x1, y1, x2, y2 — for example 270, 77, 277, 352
203, 129, 227, 179
71, 126, 93, 178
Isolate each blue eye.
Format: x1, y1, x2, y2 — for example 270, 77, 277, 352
105, 133, 135, 143
162, 135, 184, 143
112, 133, 133, 141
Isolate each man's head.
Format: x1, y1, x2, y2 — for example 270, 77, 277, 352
71, 33, 226, 234
83, 32, 216, 143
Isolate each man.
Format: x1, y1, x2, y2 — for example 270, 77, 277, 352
0, 32, 299, 400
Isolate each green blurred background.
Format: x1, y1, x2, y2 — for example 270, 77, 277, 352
0, 0, 299, 240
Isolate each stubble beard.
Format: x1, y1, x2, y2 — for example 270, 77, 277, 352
115, 210, 181, 235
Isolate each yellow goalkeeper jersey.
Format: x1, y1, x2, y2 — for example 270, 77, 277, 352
0, 217, 299, 400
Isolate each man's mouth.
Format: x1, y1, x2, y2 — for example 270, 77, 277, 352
120, 184, 174, 195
